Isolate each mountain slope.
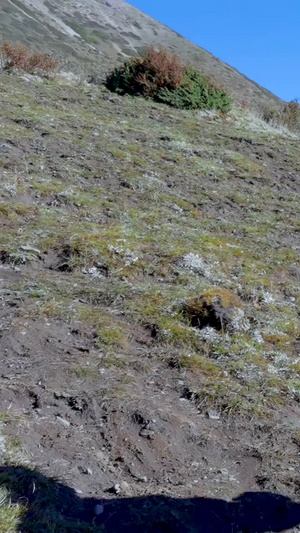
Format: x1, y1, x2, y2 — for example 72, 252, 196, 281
0, 69, 300, 531
0, 0, 282, 109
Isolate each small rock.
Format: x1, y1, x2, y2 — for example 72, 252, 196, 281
20, 245, 41, 255
94, 504, 104, 515
119, 480, 131, 495
139, 421, 156, 439
132, 473, 148, 482
139, 428, 155, 439
206, 410, 220, 420
106, 483, 121, 495
56, 416, 70, 428
79, 466, 93, 475
21, 74, 43, 83
114, 483, 121, 494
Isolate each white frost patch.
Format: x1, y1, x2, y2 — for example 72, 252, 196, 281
233, 107, 299, 139
252, 329, 264, 344
260, 290, 275, 304
169, 140, 195, 155
197, 326, 222, 343
269, 352, 290, 365
1, 183, 17, 197
198, 109, 219, 119
59, 71, 80, 84
267, 364, 278, 375
82, 267, 104, 278
231, 308, 250, 332
178, 253, 211, 277
168, 203, 184, 213
0, 430, 6, 459
108, 245, 138, 266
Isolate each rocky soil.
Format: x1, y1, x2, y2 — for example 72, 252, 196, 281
0, 71, 299, 531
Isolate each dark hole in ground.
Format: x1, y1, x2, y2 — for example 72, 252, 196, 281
0, 250, 11, 264
190, 302, 224, 330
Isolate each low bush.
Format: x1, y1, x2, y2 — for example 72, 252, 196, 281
260, 99, 300, 132
158, 67, 232, 111
0, 42, 59, 77
105, 47, 232, 112
282, 99, 300, 131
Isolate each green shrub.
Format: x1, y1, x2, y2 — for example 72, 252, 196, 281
157, 68, 232, 111
105, 47, 232, 112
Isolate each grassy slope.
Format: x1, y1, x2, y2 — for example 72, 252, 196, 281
0, 72, 300, 530
0, 73, 299, 414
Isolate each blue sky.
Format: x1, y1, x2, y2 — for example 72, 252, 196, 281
128, 0, 299, 102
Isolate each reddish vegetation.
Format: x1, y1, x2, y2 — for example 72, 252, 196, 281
0, 42, 59, 75
135, 47, 186, 95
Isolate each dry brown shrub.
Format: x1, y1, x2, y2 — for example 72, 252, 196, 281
136, 47, 186, 95
282, 99, 300, 131
106, 46, 187, 98
0, 42, 59, 76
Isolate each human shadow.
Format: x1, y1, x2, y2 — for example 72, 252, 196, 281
1, 465, 300, 532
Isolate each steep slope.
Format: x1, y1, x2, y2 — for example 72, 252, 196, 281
0, 70, 300, 531
0, 0, 282, 109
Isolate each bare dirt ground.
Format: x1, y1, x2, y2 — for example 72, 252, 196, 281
2, 266, 300, 532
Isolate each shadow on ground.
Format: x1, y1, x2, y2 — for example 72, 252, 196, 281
1, 466, 300, 532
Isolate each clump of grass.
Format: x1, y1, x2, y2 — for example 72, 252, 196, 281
227, 152, 263, 176
178, 353, 222, 375
158, 318, 200, 348
263, 333, 292, 348
33, 298, 73, 320
77, 307, 128, 349
73, 366, 98, 378
259, 99, 300, 133
282, 99, 300, 131
0, 499, 25, 533
97, 325, 128, 349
